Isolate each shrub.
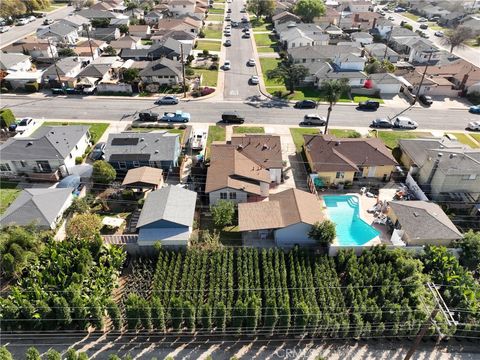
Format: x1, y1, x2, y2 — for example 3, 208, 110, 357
211, 54, 219, 62
202, 49, 210, 57
467, 91, 480, 105
347, 130, 361, 138
122, 189, 135, 200
199, 30, 206, 38
0, 108, 16, 128
75, 156, 83, 165
186, 54, 194, 65
67, 213, 103, 241
201, 87, 215, 96
185, 67, 195, 76
402, 23, 413, 31
24, 81, 39, 93
209, 63, 219, 70
1, 87, 9, 93
92, 160, 116, 184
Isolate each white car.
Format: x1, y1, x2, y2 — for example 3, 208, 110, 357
434, 31, 444, 37
393, 116, 418, 129
27, 15, 36, 23
249, 75, 259, 85
224, 60, 231, 70
15, 117, 36, 134
418, 17, 428, 22
467, 120, 480, 131
303, 114, 326, 126
247, 58, 255, 66
16, 18, 29, 25
0, 25, 12, 33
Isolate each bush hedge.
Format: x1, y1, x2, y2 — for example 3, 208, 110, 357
0, 108, 16, 128
24, 81, 39, 93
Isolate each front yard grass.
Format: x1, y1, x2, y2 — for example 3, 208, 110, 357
372, 130, 433, 149
0, 181, 21, 215
194, 68, 218, 87
206, 14, 224, 21
251, 17, 273, 32
141, 39, 153, 45
203, 24, 223, 39
465, 38, 480, 47
214, 0, 225, 3
329, 129, 361, 138
233, 126, 265, 134
447, 133, 479, 148
257, 45, 278, 53
290, 128, 321, 151
403, 12, 419, 21
195, 40, 221, 52
470, 133, 480, 144
254, 33, 277, 47
259, 58, 281, 86
206, 125, 226, 158
42, 121, 109, 143
267, 86, 352, 102
353, 96, 384, 104
208, 7, 225, 14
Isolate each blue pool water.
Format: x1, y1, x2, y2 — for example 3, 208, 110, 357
323, 195, 380, 246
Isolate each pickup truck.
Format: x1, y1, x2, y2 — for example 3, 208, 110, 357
160, 110, 190, 123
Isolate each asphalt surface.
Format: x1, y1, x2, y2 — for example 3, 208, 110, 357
2, 94, 475, 131
222, 0, 262, 100
0, 5, 74, 48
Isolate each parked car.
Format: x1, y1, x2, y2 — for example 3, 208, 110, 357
249, 75, 259, 85
434, 30, 444, 37
394, 7, 406, 12
27, 16, 36, 22
231, 21, 238, 27
418, 17, 428, 22
294, 100, 317, 109
469, 105, 480, 114
419, 94, 433, 106
243, 32, 251, 38
90, 142, 106, 160
303, 114, 326, 126
155, 95, 179, 105
221, 111, 245, 123
224, 60, 231, 70
15, 117, 36, 134
43, 18, 54, 25
16, 18, 29, 25
419, 24, 428, 30
227, 8, 232, 13
224, 39, 232, 46
467, 120, 480, 131
0, 25, 12, 32
242, 16, 248, 22
247, 58, 255, 66
357, 100, 380, 111
225, 15, 231, 21
393, 116, 418, 129
224, 29, 231, 36
160, 110, 190, 123
370, 118, 393, 128
138, 110, 159, 121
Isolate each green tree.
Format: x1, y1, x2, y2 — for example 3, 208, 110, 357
0, 0, 26, 18
293, 301, 310, 333
103, 46, 117, 56
247, 0, 275, 18
53, 296, 72, 327
442, 26, 472, 53
210, 200, 235, 229
125, 293, 141, 330
67, 213, 103, 241
58, 48, 77, 57
69, 197, 91, 214
77, 353, 89, 360
293, 0, 325, 23
232, 299, 246, 334
151, 297, 166, 332
213, 302, 226, 332
245, 296, 261, 333
200, 303, 212, 330
264, 298, 278, 335
364, 58, 395, 74
46, 349, 62, 360
25, 347, 41, 360
183, 300, 196, 331
0, 108, 16, 128
122, 68, 140, 83
92, 160, 116, 184
458, 231, 480, 273
106, 300, 123, 330
266, 62, 309, 94
318, 78, 350, 134
108, 356, 121, 360
0, 347, 13, 360
65, 348, 79, 360
277, 300, 290, 335
91, 18, 110, 28
118, 24, 129, 35
402, 23, 413, 31
138, 297, 152, 330
170, 296, 184, 331
308, 220, 336, 247
90, 299, 104, 330
126, 0, 138, 16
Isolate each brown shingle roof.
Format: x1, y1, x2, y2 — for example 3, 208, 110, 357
238, 201, 284, 231
122, 166, 164, 187
304, 134, 398, 172
205, 144, 271, 194
230, 134, 283, 169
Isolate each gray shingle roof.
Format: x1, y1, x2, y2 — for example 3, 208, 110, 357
77, 9, 116, 19
104, 132, 179, 163
43, 57, 82, 77
0, 125, 90, 160
78, 63, 110, 78
38, 23, 77, 37
0, 188, 73, 229
364, 43, 399, 57
288, 44, 361, 60
0, 53, 30, 70
398, 138, 464, 166
136, 186, 196, 228
139, 58, 182, 77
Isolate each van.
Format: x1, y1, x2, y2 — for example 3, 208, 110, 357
393, 116, 418, 129
221, 111, 245, 124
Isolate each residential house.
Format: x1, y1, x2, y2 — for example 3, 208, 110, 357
230, 134, 283, 184
387, 26, 419, 53
347, 0, 372, 12
129, 25, 151, 38
109, 17, 130, 27
205, 143, 271, 205
136, 186, 197, 247
418, 5, 450, 19
77, 63, 114, 85
42, 56, 85, 85
460, 15, 480, 34
0, 53, 32, 72
121, 38, 191, 61
308, 61, 367, 87
364, 43, 400, 63
238, 188, 324, 247
90, 27, 121, 41
303, 134, 398, 185
387, 201, 462, 246
151, 29, 196, 44
91, 1, 115, 11
351, 31, 373, 45
272, 11, 301, 28
398, 138, 480, 199
4, 70, 44, 90
104, 132, 181, 172
324, 24, 344, 38
404, 38, 440, 64
314, 7, 340, 27
0, 188, 74, 230
438, 11, 465, 27
279, 24, 329, 49
37, 23, 79, 45
2, 37, 57, 60
74, 39, 106, 58
157, 16, 202, 35
110, 35, 141, 50
0, 125, 91, 181
59, 14, 91, 35
145, 10, 165, 25
340, 12, 381, 31
333, 52, 366, 70
288, 44, 361, 64
367, 72, 404, 94
122, 166, 164, 192
77, 9, 117, 20
371, 18, 394, 38
397, 69, 458, 97
139, 58, 183, 84
168, 0, 196, 17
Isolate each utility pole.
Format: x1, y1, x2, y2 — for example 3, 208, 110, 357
412, 50, 434, 105
180, 43, 187, 98
403, 307, 439, 360
383, 27, 393, 61
85, 27, 95, 60
47, 38, 63, 87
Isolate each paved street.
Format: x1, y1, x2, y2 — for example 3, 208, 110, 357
386, 12, 480, 67
1, 94, 474, 131
223, 0, 262, 100
0, 5, 74, 48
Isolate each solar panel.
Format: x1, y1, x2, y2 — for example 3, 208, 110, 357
111, 138, 139, 146
110, 154, 151, 161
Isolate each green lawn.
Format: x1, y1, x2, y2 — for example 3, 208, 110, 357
0, 181, 21, 215
290, 128, 320, 151
353, 96, 384, 104
42, 121, 109, 143
267, 86, 352, 102
329, 129, 361, 138
206, 125, 226, 158
254, 33, 277, 47
194, 69, 218, 87
206, 14, 224, 21
250, 17, 273, 32
470, 133, 480, 143
195, 40, 221, 52
44, 3, 66, 12
403, 12, 419, 21
141, 39, 153, 45
465, 38, 480, 47
428, 23, 448, 31
214, 0, 225, 3
203, 24, 223, 39
257, 45, 277, 53
259, 58, 281, 86
373, 130, 433, 149
208, 7, 225, 14
447, 133, 479, 148
233, 126, 265, 134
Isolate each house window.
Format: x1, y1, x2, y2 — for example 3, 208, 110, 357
360, 79, 364, 84
220, 192, 227, 199
118, 161, 127, 169
0, 163, 11, 172
133, 161, 140, 167
20, 161, 26, 167
302, 59, 306, 63
462, 174, 477, 180
336, 172, 345, 179
69, 154, 73, 158
229, 192, 237, 200
75, 145, 78, 150
37, 161, 51, 173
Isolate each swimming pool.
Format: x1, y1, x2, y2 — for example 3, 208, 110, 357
323, 195, 380, 246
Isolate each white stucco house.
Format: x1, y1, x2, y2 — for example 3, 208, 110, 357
279, 24, 329, 49
0, 53, 32, 72
333, 53, 366, 71
168, 0, 196, 17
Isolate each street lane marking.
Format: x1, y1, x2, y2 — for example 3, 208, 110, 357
229, 90, 239, 96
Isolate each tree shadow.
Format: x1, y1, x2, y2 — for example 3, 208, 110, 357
243, 95, 290, 109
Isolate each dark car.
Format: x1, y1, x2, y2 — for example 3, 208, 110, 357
221, 111, 245, 124
357, 100, 380, 110
224, 39, 232, 47
419, 94, 433, 106
294, 100, 317, 109
138, 110, 159, 121
370, 118, 393, 128
419, 24, 428, 30
90, 142, 106, 160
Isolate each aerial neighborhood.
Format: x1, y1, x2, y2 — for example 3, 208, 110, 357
1, 0, 480, 358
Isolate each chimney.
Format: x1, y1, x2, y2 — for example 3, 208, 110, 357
460, 73, 469, 90
372, 17, 377, 30
360, 49, 366, 58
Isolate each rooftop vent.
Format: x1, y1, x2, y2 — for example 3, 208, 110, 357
449, 154, 457, 159
262, 144, 269, 150
237, 144, 244, 150
140, 137, 145, 142
413, 212, 419, 217
27, 141, 33, 146
154, 150, 159, 153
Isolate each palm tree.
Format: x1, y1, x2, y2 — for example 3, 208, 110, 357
318, 78, 350, 134
266, 61, 309, 94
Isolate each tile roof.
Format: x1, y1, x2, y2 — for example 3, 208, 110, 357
389, 201, 462, 241
230, 134, 283, 169
122, 166, 164, 186
303, 134, 398, 172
